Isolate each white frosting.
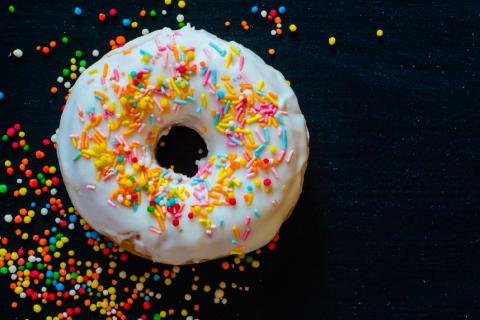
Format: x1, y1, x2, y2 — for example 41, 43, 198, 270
57, 26, 309, 265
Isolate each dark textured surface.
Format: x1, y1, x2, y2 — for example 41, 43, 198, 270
0, 0, 479, 319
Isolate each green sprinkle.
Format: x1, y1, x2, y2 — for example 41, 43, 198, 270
1, 135, 8, 141
75, 50, 83, 57
61, 36, 69, 44
0, 184, 7, 193
79, 60, 87, 67
8, 5, 15, 13
23, 145, 29, 151
150, 10, 157, 17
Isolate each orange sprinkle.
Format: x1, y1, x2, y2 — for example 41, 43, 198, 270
50, 86, 58, 94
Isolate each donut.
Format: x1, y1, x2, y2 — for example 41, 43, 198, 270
57, 26, 309, 265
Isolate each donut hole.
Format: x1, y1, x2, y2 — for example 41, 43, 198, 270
155, 126, 208, 177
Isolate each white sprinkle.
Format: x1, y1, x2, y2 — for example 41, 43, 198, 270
64, 82, 71, 89
57, 76, 64, 83
176, 14, 184, 22
79, 66, 85, 73
16, 178, 22, 184
12, 48, 23, 58
40, 208, 48, 215
85, 184, 96, 190
4, 214, 13, 223
270, 30, 276, 36
161, 9, 167, 15
51, 133, 58, 143
142, 28, 149, 35
119, 271, 127, 279
276, 23, 282, 28
50, 188, 58, 195
92, 49, 100, 57
261, 10, 267, 18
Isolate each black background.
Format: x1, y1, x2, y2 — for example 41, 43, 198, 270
1, 0, 479, 319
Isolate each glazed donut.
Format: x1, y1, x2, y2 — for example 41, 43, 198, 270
57, 26, 309, 265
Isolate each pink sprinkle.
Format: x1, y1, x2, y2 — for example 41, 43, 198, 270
85, 184, 96, 190
245, 216, 251, 225
202, 69, 211, 86
246, 157, 256, 168
279, 149, 287, 162
202, 48, 212, 59
286, 149, 294, 163
255, 128, 266, 143
241, 227, 251, 241
272, 200, 278, 207
149, 227, 162, 235
226, 140, 236, 147
101, 77, 106, 86
163, 53, 169, 67
246, 172, 256, 178
107, 199, 117, 207
193, 192, 202, 201
113, 69, 120, 81
271, 167, 280, 179
239, 55, 245, 71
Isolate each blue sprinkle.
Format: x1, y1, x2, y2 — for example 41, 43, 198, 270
254, 209, 261, 217
278, 6, 286, 14
0, 91, 4, 100
231, 239, 239, 245
282, 128, 287, 149
74, 7, 82, 16
254, 144, 266, 157
186, 96, 196, 102
214, 111, 220, 126
56, 283, 65, 291
263, 127, 270, 143
117, 156, 124, 162
251, 6, 259, 14
209, 42, 226, 57
246, 185, 253, 192
223, 100, 231, 114
217, 91, 225, 99
216, 153, 228, 158
230, 137, 243, 146
49, 237, 57, 244
139, 49, 153, 58
153, 274, 161, 281
30, 202, 36, 207
211, 69, 218, 85
173, 98, 187, 105
46, 270, 53, 278
122, 18, 131, 26
196, 106, 202, 113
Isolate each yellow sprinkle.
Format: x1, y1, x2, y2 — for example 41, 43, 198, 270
246, 114, 262, 124
256, 80, 265, 91
169, 78, 181, 95
225, 52, 233, 68
88, 69, 98, 75
232, 226, 241, 239
328, 36, 336, 46
265, 93, 278, 106
376, 29, 384, 37
230, 45, 241, 56
201, 93, 207, 108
